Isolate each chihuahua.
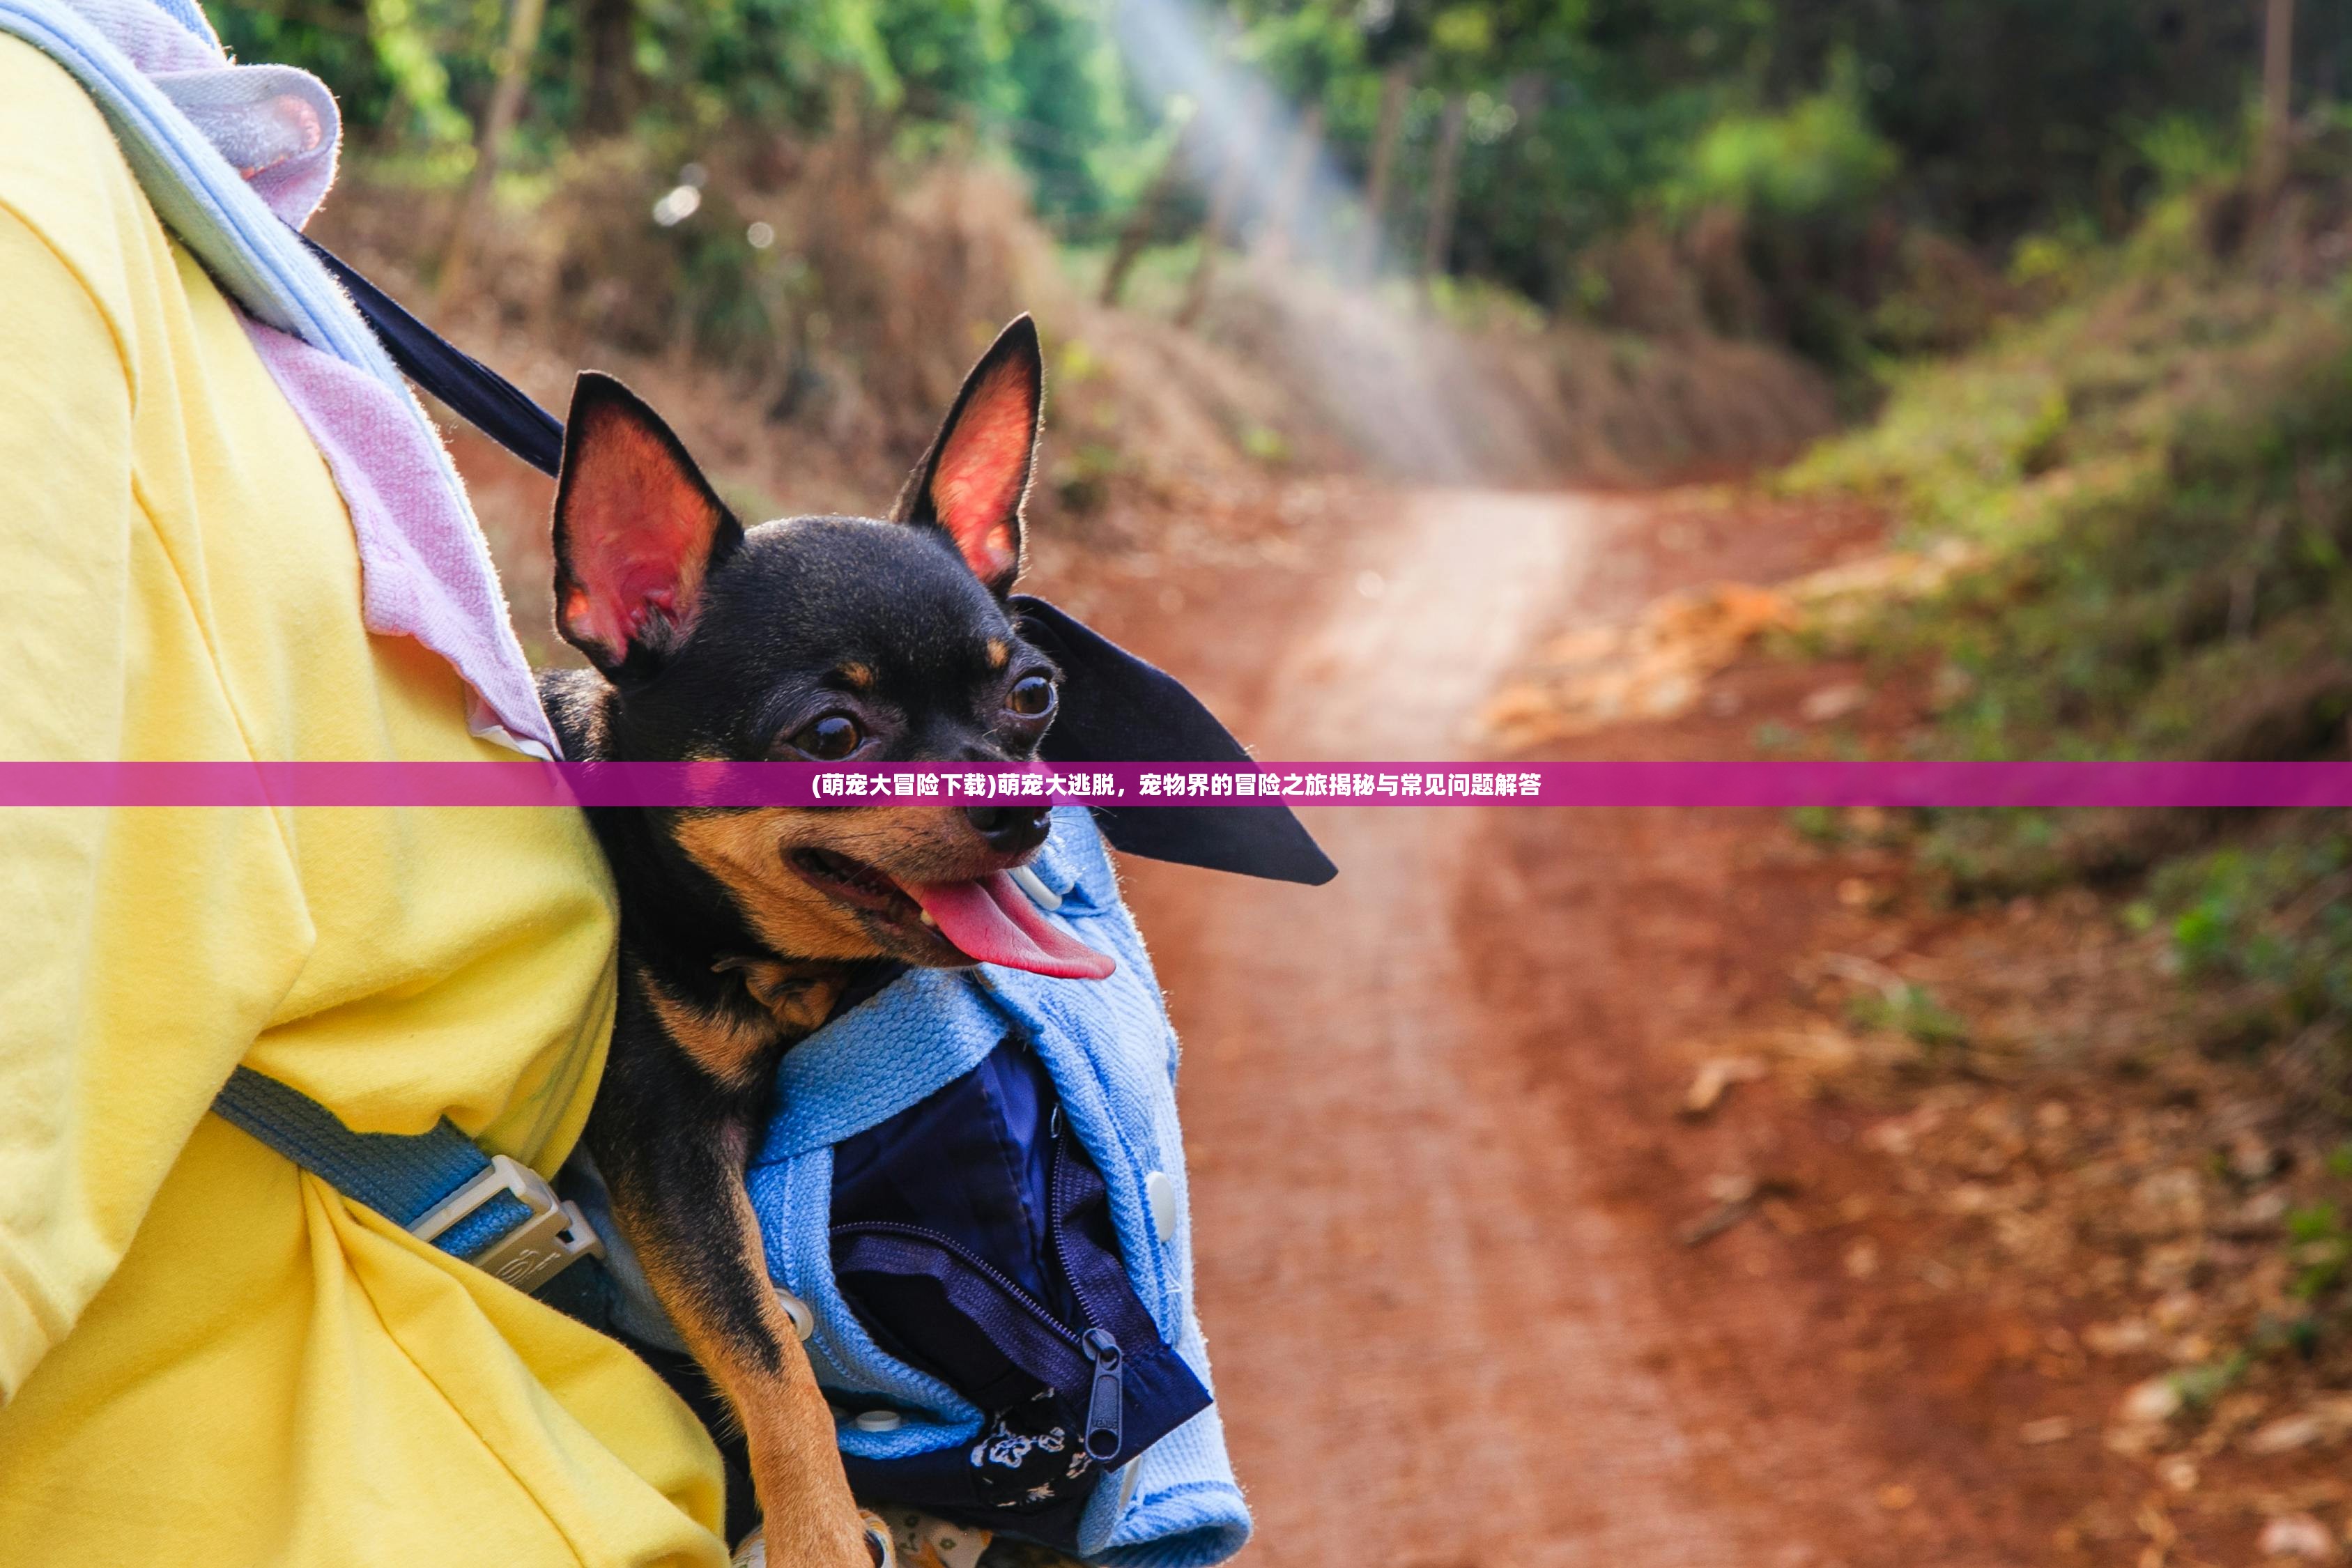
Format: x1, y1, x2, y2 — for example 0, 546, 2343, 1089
537, 317, 1112, 1567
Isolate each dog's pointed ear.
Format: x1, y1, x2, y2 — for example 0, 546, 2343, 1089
893, 315, 1043, 596
553, 373, 743, 679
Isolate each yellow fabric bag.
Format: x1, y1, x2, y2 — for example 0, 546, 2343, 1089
0, 37, 727, 1566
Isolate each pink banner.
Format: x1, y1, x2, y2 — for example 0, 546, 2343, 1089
0, 760, 2348, 807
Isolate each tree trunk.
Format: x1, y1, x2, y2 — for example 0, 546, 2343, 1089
1254, 101, 1325, 263
1356, 61, 1414, 277
1177, 85, 1269, 329
437, 0, 549, 306
581, 0, 636, 137
1419, 93, 1468, 288
1100, 120, 1192, 307
2260, 0, 2296, 197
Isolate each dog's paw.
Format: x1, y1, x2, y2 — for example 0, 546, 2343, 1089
731, 1514, 900, 1568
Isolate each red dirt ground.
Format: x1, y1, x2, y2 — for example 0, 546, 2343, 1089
1061, 484, 2286, 1568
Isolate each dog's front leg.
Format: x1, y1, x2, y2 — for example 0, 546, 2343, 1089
593, 1093, 873, 1567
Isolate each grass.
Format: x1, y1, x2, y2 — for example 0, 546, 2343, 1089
1797, 270, 2352, 896
1845, 981, 1971, 1052
1790, 275, 2352, 777
1775, 180, 2352, 1105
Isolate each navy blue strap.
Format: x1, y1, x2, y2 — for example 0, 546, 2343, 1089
211, 1066, 539, 1261
301, 235, 567, 477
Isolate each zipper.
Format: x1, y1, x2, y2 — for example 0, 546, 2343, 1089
1079, 1328, 1123, 1461
1047, 1111, 1124, 1461
833, 1215, 1125, 1460
829, 1220, 1086, 1358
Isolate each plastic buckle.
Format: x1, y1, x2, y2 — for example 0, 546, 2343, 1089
410, 1153, 605, 1295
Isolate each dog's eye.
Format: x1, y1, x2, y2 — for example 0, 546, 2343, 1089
1007, 675, 1056, 719
790, 713, 863, 760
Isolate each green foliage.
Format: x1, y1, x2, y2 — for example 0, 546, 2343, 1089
1668, 56, 1896, 224
994, 0, 1148, 222
2149, 839, 2352, 1068
1796, 275, 2352, 776
1778, 188, 2352, 1108
360, 0, 469, 144
658, 0, 898, 123
2286, 1201, 2352, 1300
2132, 112, 2242, 199
220, 0, 1140, 228
2168, 1349, 2254, 1410
1845, 981, 1969, 1051
1238, 423, 1291, 464
1787, 804, 1839, 843
211, 0, 2345, 346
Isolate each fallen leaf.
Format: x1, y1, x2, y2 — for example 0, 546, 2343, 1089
2084, 1319, 2154, 1358
1682, 1056, 1769, 1116
2119, 1377, 2183, 1426
2257, 1513, 2336, 1562
2229, 1132, 2283, 1181
1677, 1201, 1753, 1248
2248, 1415, 2327, 1455
2019, 1416, 2073, 1445
1801, 682, 1869, 723
2246, 1400, 2352, 1454
1707, 1172, 1760, 1205
1678, 1175, 1797, 1247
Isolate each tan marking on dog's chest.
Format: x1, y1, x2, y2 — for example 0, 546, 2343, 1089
640, 966, 780, 1091
712, 954, 849, 1036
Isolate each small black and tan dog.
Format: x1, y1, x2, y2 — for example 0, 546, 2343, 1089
538, 317, 1112, 1567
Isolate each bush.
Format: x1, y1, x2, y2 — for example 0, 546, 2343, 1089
1670, 57, 1898, 229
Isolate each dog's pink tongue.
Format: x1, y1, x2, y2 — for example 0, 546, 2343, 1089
904, 873, 1116, 980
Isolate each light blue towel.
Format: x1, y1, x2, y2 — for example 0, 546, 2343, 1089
745, 807, 1252, 1568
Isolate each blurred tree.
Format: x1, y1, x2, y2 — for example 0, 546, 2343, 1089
2260, 0, 2297, 197
1178, 76, 1272, 326
209, 0, 2352, 357
1356, 60, 1415, 274
1417, 91, 1464, 281
1100, 109, 1195, 304
438, 0, 550, 302
579, 0, 636, 134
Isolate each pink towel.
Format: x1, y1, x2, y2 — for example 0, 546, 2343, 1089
68, 0, 558, 755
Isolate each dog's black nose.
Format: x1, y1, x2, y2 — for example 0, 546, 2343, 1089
965, 805, 1051, 855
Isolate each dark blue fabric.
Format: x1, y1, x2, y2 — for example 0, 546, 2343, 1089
831, 1038, 1063, 1312
827, 1039, 1212, 1545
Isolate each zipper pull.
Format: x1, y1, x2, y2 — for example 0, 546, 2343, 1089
1079, 1328, 1123, 1461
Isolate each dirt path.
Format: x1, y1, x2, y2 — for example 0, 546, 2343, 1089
1109, 489, 2007, 1568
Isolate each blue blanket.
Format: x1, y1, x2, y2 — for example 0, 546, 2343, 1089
745, 807, 1249, 1567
